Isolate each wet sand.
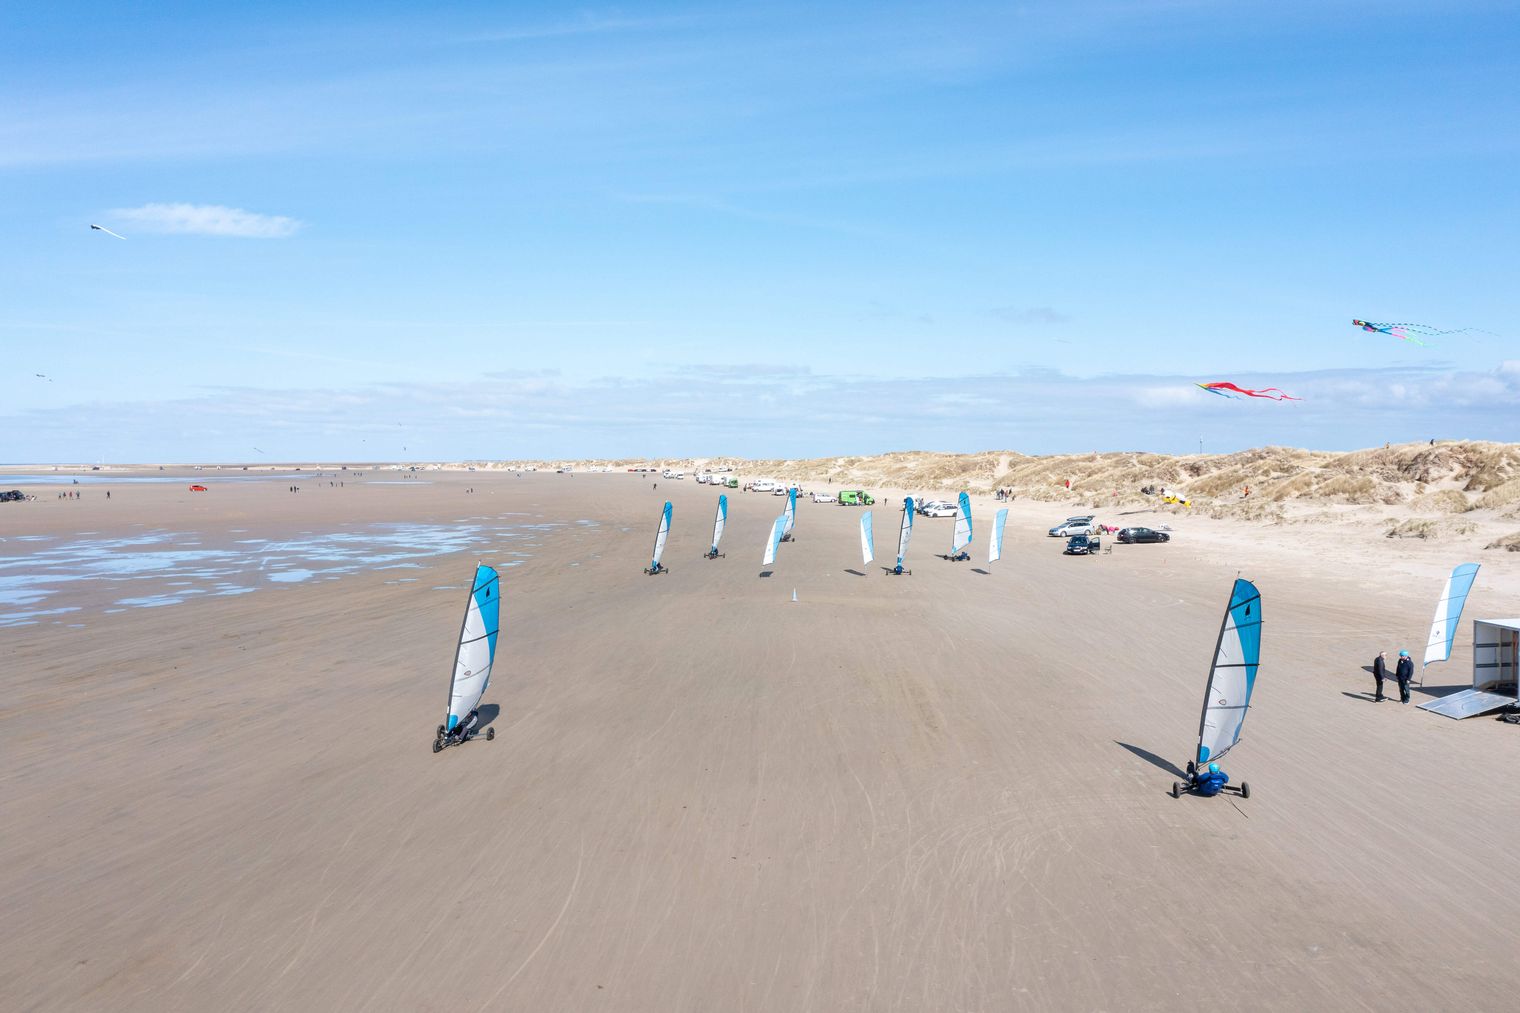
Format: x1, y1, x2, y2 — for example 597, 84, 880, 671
3, 471, 1519, 1011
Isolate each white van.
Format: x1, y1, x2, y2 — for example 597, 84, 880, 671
751, 479, 776, 493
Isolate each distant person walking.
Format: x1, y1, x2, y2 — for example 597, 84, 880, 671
1372, 650, 1388, 702
1395, 649, 1415, 704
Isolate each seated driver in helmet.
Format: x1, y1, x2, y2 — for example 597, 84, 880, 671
1194, 762, 1228, 796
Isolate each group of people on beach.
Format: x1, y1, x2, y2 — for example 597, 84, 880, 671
1372, 649, 1416, 704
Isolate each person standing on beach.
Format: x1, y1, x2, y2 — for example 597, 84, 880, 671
1372, 650, 1388, 702
1395, 649, 1415, 704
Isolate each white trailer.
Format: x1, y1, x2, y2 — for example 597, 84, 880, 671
1419, 618, 1520, 719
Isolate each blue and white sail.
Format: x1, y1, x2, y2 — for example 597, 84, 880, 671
896, 497, 915, 570
445, 564, 500, 732
1423, 563, 1480, 669
1196, 578, 1262, 766
710, 494, 728, 555
860, 511, 874, 565
952, 491, 973, 554
988, 508, 1008, 564
782, 487, 798, 539
763, 514, 786, 566
650, 501, 672, 570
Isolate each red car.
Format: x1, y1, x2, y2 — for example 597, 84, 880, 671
189, 484, 208, 492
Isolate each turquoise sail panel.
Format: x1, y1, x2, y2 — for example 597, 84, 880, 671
711, 494, 728, 554
860, 511, 874, 565
896, 497, 915, 568
952, 491, 972, 552
446, 563, 501, 730
763, 514, 785, 566
650, 501, 672, 569
783, 487, 797, 536
1196, 578, 1261, 766
1423, 563, 1480, 668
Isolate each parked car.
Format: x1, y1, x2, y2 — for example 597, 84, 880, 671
1049, 517, 1097, 537
773, 485, 789, 496
811, 492, 837, 504
189, 484, 208, 492
837, 490, 875, 506
1064, 533, 1099, 555
751, 479, 776, 493
723, 478, 738, 488
921, 501, 957, 518
1118, 526, 1170, 543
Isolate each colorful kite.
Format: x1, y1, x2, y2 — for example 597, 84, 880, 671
1196, 382, 1301, 401
1353, 319, 1491, 346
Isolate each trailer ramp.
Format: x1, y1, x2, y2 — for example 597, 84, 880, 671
1419, 689, 1517, 719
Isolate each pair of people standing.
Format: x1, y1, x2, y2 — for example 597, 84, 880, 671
1373, 649, 1415, 703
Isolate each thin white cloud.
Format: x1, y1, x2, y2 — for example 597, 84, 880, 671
108, 203, 303, 238
989, 305, 1071, 325
5, 361, 1518, 462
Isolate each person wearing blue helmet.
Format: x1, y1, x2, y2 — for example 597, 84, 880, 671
1395, 649, 1415, 704
1194, 762, 1228, 796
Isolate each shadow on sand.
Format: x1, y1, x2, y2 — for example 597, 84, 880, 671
1115, 741, 1186, 778
1415, 683, 1469, 698
476, 703, 501, 730
844, 568, 865, 577
970, 568, 990, 575
758, 570, 773, 578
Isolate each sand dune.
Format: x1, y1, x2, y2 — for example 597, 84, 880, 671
460, 441, 1520, 564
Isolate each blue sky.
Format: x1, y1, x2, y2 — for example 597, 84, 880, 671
3, 0, 1517, 462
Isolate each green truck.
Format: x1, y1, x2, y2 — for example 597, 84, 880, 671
838, 490, 875, 506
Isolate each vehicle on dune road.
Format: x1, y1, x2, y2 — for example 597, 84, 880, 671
1049, 516, 1096, 537
1118, 527, 1170, 543
1064, 533, 1100, 555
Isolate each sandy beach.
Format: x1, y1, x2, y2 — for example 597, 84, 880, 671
3, 467, 1519, 1011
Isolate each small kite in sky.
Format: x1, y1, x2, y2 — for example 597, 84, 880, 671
89, 224, 126, 239
1352, 319, 1491, 346
1197, 382, 1301, 401
35, 373, 52, 382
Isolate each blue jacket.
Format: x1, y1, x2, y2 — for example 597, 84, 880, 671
1195, 769, 1229, 796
